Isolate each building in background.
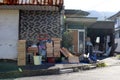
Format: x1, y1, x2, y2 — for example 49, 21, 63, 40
108, 11, 120, 53
65, 9, 115, 56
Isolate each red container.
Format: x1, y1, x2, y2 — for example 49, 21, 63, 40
47, 57, 55, 63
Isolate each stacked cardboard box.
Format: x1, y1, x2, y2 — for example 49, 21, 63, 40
27, 47, 38, 56
46, 42, 54, 57
17, 40, 26, 66
52, 38, 61, 57
68, 56, 79, 63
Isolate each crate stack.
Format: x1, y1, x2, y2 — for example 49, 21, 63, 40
17, 40, 26, 66
46, 41, 55, 63
46, 42, 54, 57
52, 38, 61, 57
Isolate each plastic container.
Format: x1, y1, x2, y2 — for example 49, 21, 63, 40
33, 56, 42, 65
47, 57, 55, 63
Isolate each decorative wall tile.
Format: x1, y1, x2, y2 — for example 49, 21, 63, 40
19, 10, 61, 43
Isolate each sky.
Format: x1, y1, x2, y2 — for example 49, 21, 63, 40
64, 0, 120, 12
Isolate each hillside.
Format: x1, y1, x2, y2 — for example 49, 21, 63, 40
87, 10, 116, 20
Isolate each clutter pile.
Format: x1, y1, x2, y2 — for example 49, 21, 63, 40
17, 34, 79, 66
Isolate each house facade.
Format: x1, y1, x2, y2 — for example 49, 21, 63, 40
65, 9, 97, 54
0, 0, 64, 59
65, 9, 115, 56
108, 11, 120, 38
108, 11, 120, 53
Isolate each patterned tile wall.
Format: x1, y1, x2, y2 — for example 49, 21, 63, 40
19, 10, 61, 43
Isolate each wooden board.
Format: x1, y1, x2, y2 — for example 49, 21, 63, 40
71, 30, 78, 53
60, 48, 68, 57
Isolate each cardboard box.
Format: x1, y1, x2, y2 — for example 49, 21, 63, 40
54, 46, 60, 48
54, 48, 60, 52
47, 53, 54, 57
27, 47, 38, 52
51, 38, 62, 41
46, 42, 53, 47
46, 50, 53, 53
68, 56, 79, 63
17, 40, 26, 66
18, 53, 26, 57
18, 40, 26, 42
54, 41, 61, 44
54, 52, 60, 57
18, 59, 26, 66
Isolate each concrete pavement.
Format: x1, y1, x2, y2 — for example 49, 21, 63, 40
1, 56, 120, 79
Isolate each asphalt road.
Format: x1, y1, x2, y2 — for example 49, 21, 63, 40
15, 65, 120, 80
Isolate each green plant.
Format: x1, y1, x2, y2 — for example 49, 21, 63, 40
116, 54, 120, 60
61, 31, 73, 49
96, 62, 107, 67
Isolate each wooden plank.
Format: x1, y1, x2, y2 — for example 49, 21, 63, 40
71, 30, 78, 53
60, 48, 68, 57
62, 47, 74, 57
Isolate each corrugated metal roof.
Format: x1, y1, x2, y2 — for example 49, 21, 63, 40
0, 0, 63, 10
65, 9, 89, 16
0, 5, 59, 11
0, 0, 63, 6
108, 11, 120, 20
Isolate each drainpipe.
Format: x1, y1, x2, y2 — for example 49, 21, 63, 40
60, 6, 64, 39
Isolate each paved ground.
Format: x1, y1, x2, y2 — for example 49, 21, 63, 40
100, 57, 120, 66
15, 65, 120, 80
15, 56, 120, 80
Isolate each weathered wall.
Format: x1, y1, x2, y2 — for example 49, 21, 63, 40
19, 10, 61, 43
